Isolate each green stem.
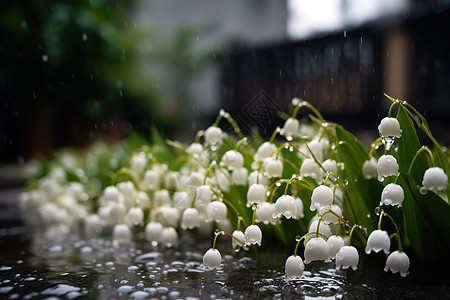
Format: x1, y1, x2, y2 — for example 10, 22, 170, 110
407, 146, 435, 175
269, 129, 280, 144
293, 232, 328, 256
347, 225, 360, 246
214, 110, 244, 140
292, 99, 325, 121
379, 212, 403, 252
212, 230, 244, 250
194, 130, 204, 143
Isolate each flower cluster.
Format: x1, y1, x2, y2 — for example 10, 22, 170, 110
20, 96, 449, 281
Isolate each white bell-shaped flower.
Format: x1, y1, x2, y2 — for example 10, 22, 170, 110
247, 184, 266, 207
187, 142, 203, 155
145, 222, 163, 244
173, 191, 192, 208
84, 214, 102, 234
255, 202, 280, 225
322, 159, 338, 175
231, 230, 246, 250
336, 246, 359, 271
136, 191, 150, 210
254, 142, 277, 162
318, 204, 342, 224
292, 197, 304, 219
102, 186, 120, 203
108, 201, 127, 223
203, 248, 222, 269
378, 117, 401, 139
362, 157, 378, 179
160, 227, 178, 248
248, 171, 269, 186
156, 206, 180, 228
281, 118, 299, 139
310, 185, 333, 211
195, 185, 212, 208
274, 195, 297, 219
244, 224, 262, 246
181, 208, 200, 230
215, 169, 230, 192
125, 207, 144, 227
300, 158, 322, 181
221, 150, 244, 170
327, 235, 345, 260
380, 183, 404, 207
113, 224, 132, 245
307, 140, 323, 162
365, 230, 390, 254
206, 201, 227, 223
285, 255, 305, 279
377, 155, 399, 181
117, 181, 137, 209
304, 237, 330, 264
130, 152, 147, 174
305, 219, 332, 244
263, 157, 283, 178
154, 189, 171, 206
204, 126, 223, 145
421, 167, 448, 192
385, 251, 410, 277
232, 167, 248, 185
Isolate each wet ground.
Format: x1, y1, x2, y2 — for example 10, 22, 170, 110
1, 188, 449, 299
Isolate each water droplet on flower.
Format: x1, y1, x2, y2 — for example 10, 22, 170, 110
252, 205, 257, 211
219, 109, 225, 116
366, 212, 371, 218
275, 182, 281, 187
214, 229, 220, 235
295, 235, 301, 242
419, 187, 427, 195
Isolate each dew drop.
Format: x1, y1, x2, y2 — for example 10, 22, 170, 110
219, 109, 225, 116
374, 207, 381, 216
295, 235, 301, 242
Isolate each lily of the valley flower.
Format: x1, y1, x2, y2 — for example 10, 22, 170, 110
304, 237, 330, 264
204, 126, 223, 145
380, 183, 404, 207
365, 230, 390, 254
421, 167, 448, 192
221, 150, 244, 170
247, 184, 266, 207
181, 208, 200, 230
285, 255, 305, 279
310, 185, 333, 211
145, 222, 163, 245
377, 155, 399, 181
378, 117, 401, 139
203, 248, 222, 269
336, 246, 359, 271
274, 195, 297, 219
206, 201, 228, 223
244, 225, 262, 246
327, 235, 345, 260
385, 251, 410, 277
362, 157, 378, 179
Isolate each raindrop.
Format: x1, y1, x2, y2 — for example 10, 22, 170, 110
42, 54, 48, 62
82, 33, 87, 42
252, 205, 257, 211
366, 212, 371, 218
214, 229, 220, 235
292, 97, 301, 106
343, 31, 346, 38
374, 207, 381, 216
275, 182, 281, 187
295, 235, 301, 242
219, 109, 225, 116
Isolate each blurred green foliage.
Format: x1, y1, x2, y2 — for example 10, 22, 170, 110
0, 0, 225, 159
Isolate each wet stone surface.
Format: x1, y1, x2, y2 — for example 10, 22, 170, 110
1, 188, 450, 299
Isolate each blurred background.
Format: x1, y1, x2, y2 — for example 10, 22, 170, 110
1, 0, 449, 170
